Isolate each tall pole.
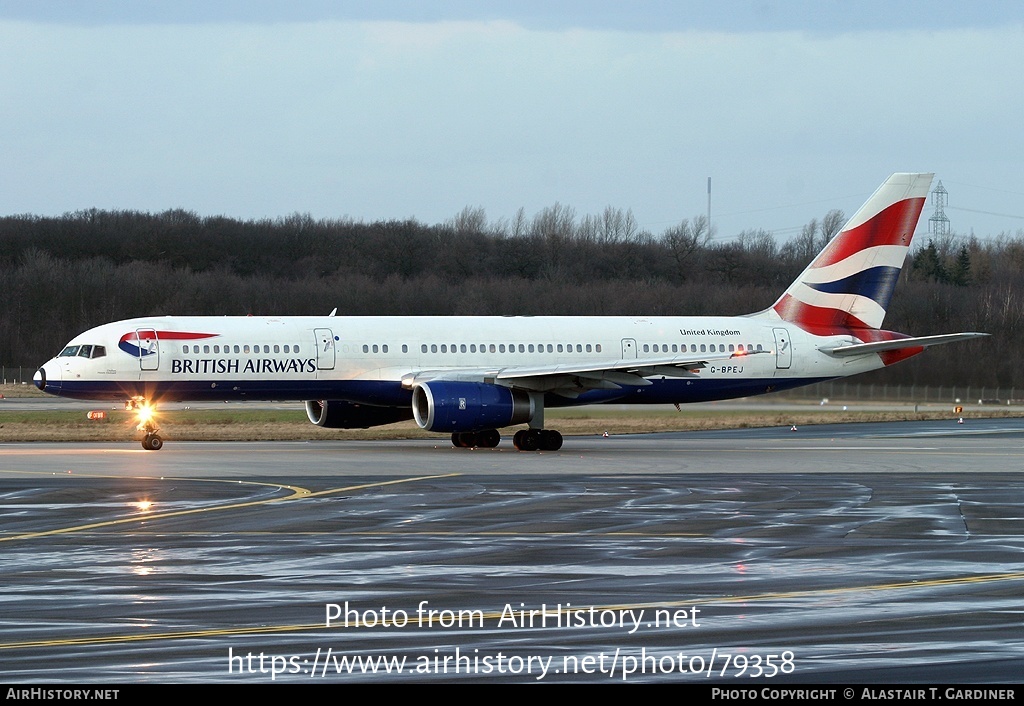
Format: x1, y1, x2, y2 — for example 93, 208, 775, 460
707, 177, 712, 237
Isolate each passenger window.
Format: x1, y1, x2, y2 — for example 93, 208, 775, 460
183, 345, 190, 354
729, 344, 735, 352
421, 344, 427, 353
586, 344, 592, 352
372, 345, 378, 353
643, 344, 650, 353
214, 345, 220, 354
489, 344, 496, 353
244, 345, 251, 354
528, 344, 534, 353
431, 344, 437, 353
441, 344, 447, 353
576, 344, 582, 353
595, 344, 601, 353
383, 344, 388, 353
204, 345, 210, 354
557, 344, 563, 353
363, 344, 369, 353
499, 344, 506, 353
461, 344, 467, 353
700, 344, 706, 353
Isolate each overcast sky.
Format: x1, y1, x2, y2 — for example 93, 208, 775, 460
3, 1, 1024, 241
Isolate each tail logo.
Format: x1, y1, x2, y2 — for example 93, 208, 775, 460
772, 173, 932, 334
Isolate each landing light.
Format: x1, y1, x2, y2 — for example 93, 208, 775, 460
136, 500, 153, 512
133, 402, 158, 432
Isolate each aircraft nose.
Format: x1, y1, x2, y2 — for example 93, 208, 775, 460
33, 362, 60, 393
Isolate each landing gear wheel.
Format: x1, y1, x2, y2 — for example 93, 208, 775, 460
514, 429, 561, 451
514, 429, 540, 451
142, 434, 163, 451
452, 431, 483, 448
540, 430, 563, 451
478, 429, 501, 448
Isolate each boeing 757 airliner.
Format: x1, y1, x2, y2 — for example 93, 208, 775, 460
34, 173, 986, 451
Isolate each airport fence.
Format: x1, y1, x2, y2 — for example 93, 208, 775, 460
775, 381, 1021, 405
2, 366, 31, 386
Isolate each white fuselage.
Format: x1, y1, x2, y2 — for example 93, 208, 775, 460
36, 314, 878, 407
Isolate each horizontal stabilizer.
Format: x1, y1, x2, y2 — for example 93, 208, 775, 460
821, 332, 989, 357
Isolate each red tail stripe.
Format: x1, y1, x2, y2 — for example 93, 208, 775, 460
811, 197, 926, 269
772, 294, 873, 332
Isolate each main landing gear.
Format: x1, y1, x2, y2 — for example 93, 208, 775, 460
513, 429, 563, 451
127, 397, 163, 451
449, 428, 563, 451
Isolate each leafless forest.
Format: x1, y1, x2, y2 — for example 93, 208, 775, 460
1, 205, 1017, 388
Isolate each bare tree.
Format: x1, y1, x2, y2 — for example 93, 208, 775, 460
662, 215, 710, 281
820, 209, 845, 244
450, 206, 487, 235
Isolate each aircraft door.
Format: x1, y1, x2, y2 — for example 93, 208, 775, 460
773, 327, 792, 369
315, 328, 336, 370
137, 329, 159, 371
621, 338, 637, 359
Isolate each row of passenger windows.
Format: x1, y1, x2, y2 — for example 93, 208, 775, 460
643, 342, 764, 354
182, 344, 301, 355
418, 342, 601, 354
358, 343, 604, 355
177, 341, 761, 357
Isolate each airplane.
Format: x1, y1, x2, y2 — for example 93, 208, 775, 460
33, 172, 987, 451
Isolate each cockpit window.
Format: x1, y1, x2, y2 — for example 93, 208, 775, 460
59, 344, 105, 359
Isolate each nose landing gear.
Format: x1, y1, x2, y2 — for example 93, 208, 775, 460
127, 397, 163, 451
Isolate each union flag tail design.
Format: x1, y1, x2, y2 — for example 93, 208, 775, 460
769, 173, 933, 334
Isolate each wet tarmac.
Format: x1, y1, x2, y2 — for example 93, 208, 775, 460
1, 420, 1022, 682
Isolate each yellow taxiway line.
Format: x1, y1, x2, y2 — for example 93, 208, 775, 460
0, 471, 460, 543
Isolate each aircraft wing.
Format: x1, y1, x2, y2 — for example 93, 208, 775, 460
820, 332, 989, 357
402, 350, 771, 397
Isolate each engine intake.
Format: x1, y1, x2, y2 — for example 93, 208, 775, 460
412, 381, 534, 432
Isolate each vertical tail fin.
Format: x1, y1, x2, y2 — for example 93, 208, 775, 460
769, 172, 933, 334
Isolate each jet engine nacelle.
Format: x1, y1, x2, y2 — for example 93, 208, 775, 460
412, 381, 534, 432
305, 399, 413, 429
